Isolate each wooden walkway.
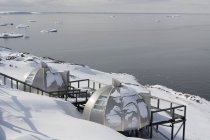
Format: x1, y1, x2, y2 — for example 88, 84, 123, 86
149, 96, 186, 140
0, 72, 90, 110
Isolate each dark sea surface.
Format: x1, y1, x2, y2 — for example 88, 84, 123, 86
0, 13, 210, 100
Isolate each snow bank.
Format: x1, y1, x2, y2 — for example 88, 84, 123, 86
0, 86, 129, 140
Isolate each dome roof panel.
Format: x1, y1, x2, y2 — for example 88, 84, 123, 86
83, 79, 150, 131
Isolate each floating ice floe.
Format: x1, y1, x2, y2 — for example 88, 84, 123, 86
109, 15, 116, 18
16, 24, 30, 29
49, 29, 57, 32
155, 19, 161, 23
24, 35, 30, 39
0, 32, 24, 38
0, 23, 14, 26
28, 20, 37, 22
0, 11, 39, 15
40, 29, 58, 33
166, 15, 180, 18
54, 21, 62, 25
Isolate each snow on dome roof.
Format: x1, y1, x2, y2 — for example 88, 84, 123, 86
83, 79, 150, 131
24, 63, 66, 92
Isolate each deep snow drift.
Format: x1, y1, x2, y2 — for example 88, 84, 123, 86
0, 47, 210, 140
0, 86, 129, 140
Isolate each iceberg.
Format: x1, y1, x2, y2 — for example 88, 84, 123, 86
0, 23, 14, 26
28, 20, 37, 22
0, 11, 39, 15
24, 35, 30, 39
0, 32, 24, 38
109, 15, 116, 18
16, 24, 30, 29
40, 29, 58, 33
54, 21, 62, 25
49, 29, 57, 32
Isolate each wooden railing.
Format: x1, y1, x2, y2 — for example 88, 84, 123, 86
149, 96, 186, 140
69, 78, 107, 92
0, 72, 51, 96
0, 72, 88, 108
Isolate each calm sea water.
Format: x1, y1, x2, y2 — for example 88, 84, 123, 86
0, 13, 210, 100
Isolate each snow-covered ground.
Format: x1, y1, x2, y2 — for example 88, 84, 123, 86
0, 46, 210, 140
0, 86, 129, 140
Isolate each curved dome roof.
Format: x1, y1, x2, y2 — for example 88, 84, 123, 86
83, 79, 150, 131
25, 62, 66, 92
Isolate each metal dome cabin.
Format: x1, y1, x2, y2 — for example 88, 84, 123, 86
83, 79, 150, 137
24, 62, 68, 92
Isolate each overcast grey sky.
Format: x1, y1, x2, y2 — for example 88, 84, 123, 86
1, 0, 210, 13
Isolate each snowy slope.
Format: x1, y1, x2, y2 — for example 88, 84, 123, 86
0, 86, 130, 140
1, 47, 210, 140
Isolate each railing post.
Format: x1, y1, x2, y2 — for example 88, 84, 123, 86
67, 70, 70, 84
16, 81, 18, 89
29, 86, 32, 93
3, 76, 6, 85
78, 81, 80, 88
66, 74, 69, 101
88, 79, 90, 88
150, 112, 153, 138
171, 108, 175, 140
69, 82, 71, 89
93, 82, 95, 90
183, 106, 186, 140
170, 103, 173, 116
76, 91, 78, 106
65, 92, 68, 101
11, 78, 13, 88
99, 83, 101, 89
155, 99, 160, 131
86, 90, 88, 102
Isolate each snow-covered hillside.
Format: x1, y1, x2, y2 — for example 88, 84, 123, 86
0, 46, 210, 140
0, 86, 129, 140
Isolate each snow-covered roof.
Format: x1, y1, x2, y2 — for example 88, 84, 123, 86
24, 62, 66, 92
83, 79, 150, 131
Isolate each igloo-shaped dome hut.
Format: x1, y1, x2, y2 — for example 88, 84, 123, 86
83, 79, 150, 132
24, 62, 68, 92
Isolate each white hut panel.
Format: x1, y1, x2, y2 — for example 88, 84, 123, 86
83, 79, 150, 132
24, 63, 68, 92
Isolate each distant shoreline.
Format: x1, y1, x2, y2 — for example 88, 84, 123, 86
1, 11, 210, 15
